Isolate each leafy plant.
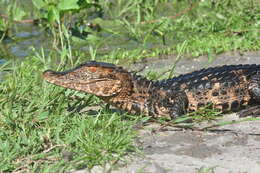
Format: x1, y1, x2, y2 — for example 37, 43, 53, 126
32, 0, 80, 23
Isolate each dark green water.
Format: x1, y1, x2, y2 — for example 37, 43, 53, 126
1, 24, 52, 59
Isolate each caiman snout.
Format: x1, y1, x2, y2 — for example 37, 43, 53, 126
42, 70, 64, 84
43, 69, 54, 75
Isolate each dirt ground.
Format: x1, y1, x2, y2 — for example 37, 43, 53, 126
74, 51, 260, 173
111, 115, 260, 173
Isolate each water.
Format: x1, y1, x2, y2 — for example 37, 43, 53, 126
1, 23, 52, 59
0, 1, 185, 61
0, 59, 6, 65
0, 58, 7, 81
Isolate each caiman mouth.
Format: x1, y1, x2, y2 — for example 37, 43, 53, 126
43, 70, 112, 84
43, 69, 122, 96
42, 70, 65, 84
43, 70, 61, 77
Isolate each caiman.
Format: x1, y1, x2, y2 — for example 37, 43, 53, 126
42, 61, 260, 119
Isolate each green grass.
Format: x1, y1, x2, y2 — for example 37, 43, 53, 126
0, 0, 260, 172
0, 57, 139, 172
1, 0, 259, 60
197, 166, 217, 173
86, 0, 260, 59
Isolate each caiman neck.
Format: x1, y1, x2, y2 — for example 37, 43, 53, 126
102, 73, 155, 115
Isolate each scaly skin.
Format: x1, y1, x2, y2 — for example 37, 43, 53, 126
43, 61, 260, 119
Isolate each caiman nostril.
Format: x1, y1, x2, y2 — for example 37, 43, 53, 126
43, 70, 54, 76
42, 70, 61, 79
43, 70, 52, 73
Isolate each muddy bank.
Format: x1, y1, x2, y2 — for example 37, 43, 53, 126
116, 51, 260, 173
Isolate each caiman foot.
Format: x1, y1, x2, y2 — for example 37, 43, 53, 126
238, 105, 260, 117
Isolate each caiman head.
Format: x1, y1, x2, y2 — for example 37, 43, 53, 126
42, 61, 134, 97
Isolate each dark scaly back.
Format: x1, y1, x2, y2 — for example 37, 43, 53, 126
157, 64, 260, 112
158, 64, 260, 89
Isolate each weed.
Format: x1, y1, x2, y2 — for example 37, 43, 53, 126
197, 166, 217, 173
0, 57, 137, 172
1, 0, 259, 59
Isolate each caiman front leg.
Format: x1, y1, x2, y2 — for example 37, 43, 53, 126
239, 74, 260, 117
148, 90, 189, 119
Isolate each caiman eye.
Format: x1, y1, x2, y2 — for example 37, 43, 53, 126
88, 67, 97, 73
107, 68, 113, 72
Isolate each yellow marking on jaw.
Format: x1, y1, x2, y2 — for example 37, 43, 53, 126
126, 103, 132, 112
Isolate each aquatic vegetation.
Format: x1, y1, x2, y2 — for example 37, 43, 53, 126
0, 0, 259, 58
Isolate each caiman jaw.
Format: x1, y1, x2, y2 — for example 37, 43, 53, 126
42, 70, 122, 97
43, 70, 65, 84
43, 70, 110, 85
